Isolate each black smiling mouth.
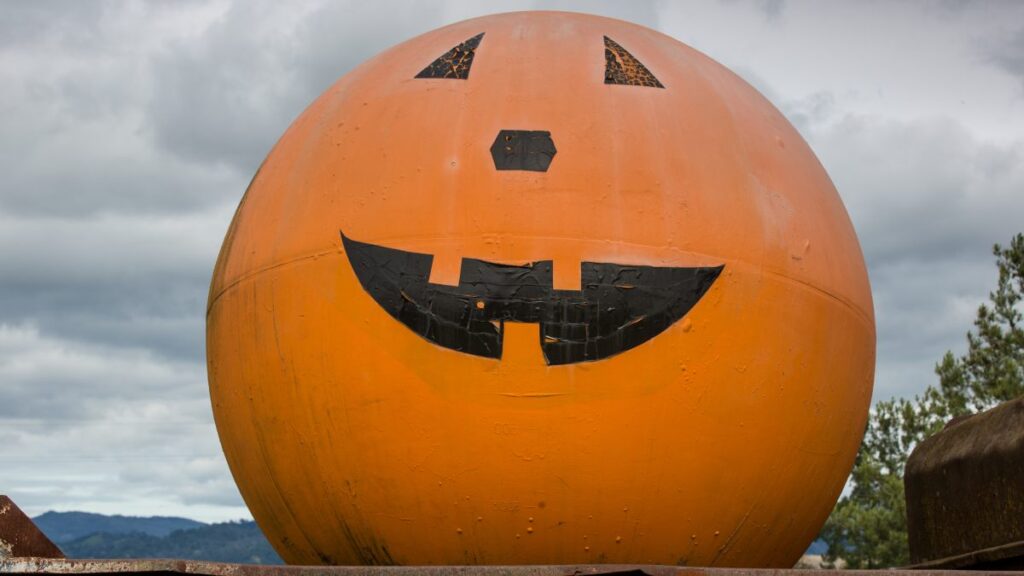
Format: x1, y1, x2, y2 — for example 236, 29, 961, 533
342, 232, 723, 366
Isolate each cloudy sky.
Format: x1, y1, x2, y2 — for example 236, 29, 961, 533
2, 0, 1023, 523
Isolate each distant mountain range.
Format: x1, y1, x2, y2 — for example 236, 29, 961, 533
33, 511, 205, 542
32, 511, 282, 565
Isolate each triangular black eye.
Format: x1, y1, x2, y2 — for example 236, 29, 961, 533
604, 36, 664, 88
415, 33, 485, 80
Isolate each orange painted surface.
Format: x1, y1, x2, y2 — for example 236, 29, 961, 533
206, 12, 874, 567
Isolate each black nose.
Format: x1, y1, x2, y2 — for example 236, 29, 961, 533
490, 130, 557, 172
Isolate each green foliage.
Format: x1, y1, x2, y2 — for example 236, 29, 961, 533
820, 233, 1024, 568
958, 235, 1024, 407
820, 455, 907, 568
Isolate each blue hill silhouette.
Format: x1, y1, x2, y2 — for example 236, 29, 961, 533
32, 511, 281, 564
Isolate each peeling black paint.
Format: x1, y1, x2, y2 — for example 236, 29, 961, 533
415, 33, 484, 79
490, 130, 557, 172
604, 36, 664, 88
342, 233, 722, 365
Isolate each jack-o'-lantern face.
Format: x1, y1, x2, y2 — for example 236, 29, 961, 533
207, 12, 874, 568
339, 32, 727, 366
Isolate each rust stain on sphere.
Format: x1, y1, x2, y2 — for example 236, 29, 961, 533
207, 11, 874, 567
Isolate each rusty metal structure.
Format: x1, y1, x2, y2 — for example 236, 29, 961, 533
0, 497, 63, 561
905, 396, 1024, 570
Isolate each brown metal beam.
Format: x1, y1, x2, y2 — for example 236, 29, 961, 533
905, 397, 1024, 569
0, 497, 64, 560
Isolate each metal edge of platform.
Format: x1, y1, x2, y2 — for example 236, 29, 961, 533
3, 559, 1024, 576
904, 539, 1024, 571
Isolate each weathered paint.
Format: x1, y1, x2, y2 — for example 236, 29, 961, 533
603, 37, 663, 88
206, 11, 875, 567
905, 397, 1024, 569
415, 34, 484, 80
0, 497, 64, 560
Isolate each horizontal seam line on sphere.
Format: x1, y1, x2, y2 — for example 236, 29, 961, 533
206, 242, 873, 327
207, 248, 339, 316
759, 266, 874, 327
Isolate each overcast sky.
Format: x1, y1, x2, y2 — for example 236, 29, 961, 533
2, 0, 1023, 523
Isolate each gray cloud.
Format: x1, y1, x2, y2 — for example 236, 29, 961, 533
811, 115, 1024, 268
0, 323, 246, 518
0, 208, 233, 361
145, 0, 660, 172
786, 99, 1024, 399
0, 2, 243, 217
0, 1, 105, 50
984, 25, 1024, 88
146, 2, 315, 172
723, 0, 786, 20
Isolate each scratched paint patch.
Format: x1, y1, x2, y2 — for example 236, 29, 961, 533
604, 36, 664, 88
415, 33, 485, 79
341, 233, 722, 365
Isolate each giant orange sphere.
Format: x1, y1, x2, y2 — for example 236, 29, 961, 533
207, 11, 874, 567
